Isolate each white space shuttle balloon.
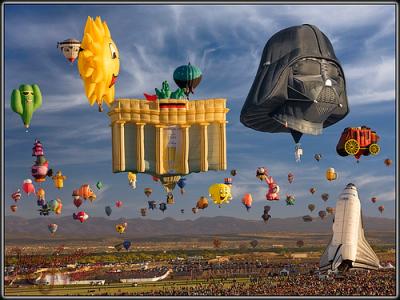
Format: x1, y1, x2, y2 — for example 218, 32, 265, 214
319, 183, 380, 272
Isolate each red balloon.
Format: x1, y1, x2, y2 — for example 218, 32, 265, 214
73, 197, 83, 208
73, 211, 88, 223
116, 200, 123, 208
378, 205, 384, 214
22, 179, 35, 195
371, 197, 377, 204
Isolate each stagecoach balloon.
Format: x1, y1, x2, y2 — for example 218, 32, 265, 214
11, 189, 22, 202
105, 206, 112, 216
173, 62, 202, 98
240, 24, 349, 162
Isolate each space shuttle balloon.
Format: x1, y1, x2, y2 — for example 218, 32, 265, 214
319, 183, 380, 272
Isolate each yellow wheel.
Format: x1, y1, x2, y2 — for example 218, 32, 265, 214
344, 139, 360, 155
369, 143, 380, 155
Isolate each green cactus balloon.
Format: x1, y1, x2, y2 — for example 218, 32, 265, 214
155, 81, 185, 99
11, 84, 42, 129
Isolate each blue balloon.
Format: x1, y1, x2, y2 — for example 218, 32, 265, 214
177, 178, 186, 189
105, 206, 112, 216
159, 202, 167, 212
123, 240, 131, 250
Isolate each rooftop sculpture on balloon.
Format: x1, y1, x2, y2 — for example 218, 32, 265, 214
240, 24, 349, 161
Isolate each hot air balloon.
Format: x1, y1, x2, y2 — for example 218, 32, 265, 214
256, 167, 268, 181
152, 176, 160, 182
209, 183, 232, 206
303, 215, 313, 222
308, 204, 316, 212
57, 38, 81, 63
73, 211, 88, 223
48, 223, 58, 234
72, 197, 82, 209
326, 168, 337, 181
213, 238, 222, 249
196, 196, 209, 210
96, 181, 104, 190
309, 187, 316, 195
180, 209, 185, 214
173, 62, 202, 98
38, 204, 51, 216
242, 194, 253, 211
105, 206, 112, 216
240, 24, 349, 162
321, 193, 329, 202
52, 171, 66, 189
177, 178, 187, 194
159, 202, 167, 213
314, 154, 322, 162
384, 158, 392, 167
371, 197, 377, 204
262, 213, 271, 223
140, 208, 147, 217
264, 205, 271, 214
32, 139, 44, 156
10, 205, 17, 212
192, 207, 198, 214
123, 240, 132, 250
265, 176, 280, 201
378, 205, 384, 214
77, 184, 96, 201
318, 210, 327, 220
326, 207, 335, 214
49, 198, 60, 212
250, 240, 258, 248
36, 188, 46, 206
11, 84, 43, 129
144, 188, 153, 198
115, 200, 123, 208
296, 240, 304, 248
11, 189, 22, 202
224, 178, 233, 186
54, 200, 63, 215
148, 201, 157, 210
285, 195, 295, 206
22, 179, 35, 195
288, 173, 294, 184
31, 155, 52, 183
166, 193, 175, 205
128, 172, 137, 189
115, 224, 126, 234
231, 169, 237, 176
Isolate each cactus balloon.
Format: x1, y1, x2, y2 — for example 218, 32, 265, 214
11, 84, 42, 129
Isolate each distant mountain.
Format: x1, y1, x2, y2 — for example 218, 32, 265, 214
5, 215, 395, 242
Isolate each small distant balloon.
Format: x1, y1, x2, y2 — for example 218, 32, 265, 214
378, 205, 384, 214
296, 240, 304, 248
326, 207, 335, 214
144, 188, 152, 198
96, 181, 104, 190
287, 173, 294, 184
318, 210, 327, 220
264, 205, 271, 214
11, 189, 22, 202
159, 202, 167, 213
22, 179, 35, 195
384, 158, 392, 167
309, 187, 316, 195
123, 240, 132, 250
262, 213, 271, 223
192, 207, 198, 214
371, 197, 377, 204
314, 154, 322, 162
105, 206, 112, 216
148, 201, 156, 210
242, 193, 253, 211
10, 205, 18, 212
308, 204, 316, 212
303, 215, 313, 222
230, 169, 237, 176
180, 209, 185, 214
140, 208, 147, 217
321, 193, 329, 202
115, 200, 123, 208
48, 223, 58, 234
224, 178, 233, 186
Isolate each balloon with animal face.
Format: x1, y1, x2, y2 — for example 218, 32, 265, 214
11, 84, 42, 128
31, 156, 53, 183
256, 167, 267, 181
77, 184, 96, 201
208, 183, 232, 206
265, 176, 280, 201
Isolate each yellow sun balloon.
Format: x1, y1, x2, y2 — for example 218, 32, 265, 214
78, 16, 120, 112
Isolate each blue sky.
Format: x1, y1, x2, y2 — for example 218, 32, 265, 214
3, 4, 397, 221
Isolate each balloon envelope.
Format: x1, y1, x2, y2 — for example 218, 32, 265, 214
105, 206, 112, 216
48, 223, 58, 234
123, 240, 132, 250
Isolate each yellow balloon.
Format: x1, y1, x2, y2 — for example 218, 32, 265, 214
78, 16, 120, 112
208, 183, 232, 205
52, 171, 66, 189
115, 224, 126, 234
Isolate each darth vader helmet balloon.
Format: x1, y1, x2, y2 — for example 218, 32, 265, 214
240, 24, 349, 161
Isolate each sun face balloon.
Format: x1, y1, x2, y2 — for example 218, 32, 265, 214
78, 16, 120, 112
208, 183, 232, 206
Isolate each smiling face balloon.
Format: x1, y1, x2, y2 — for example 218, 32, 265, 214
78, 16, 120, 112
208, 183, 232, 206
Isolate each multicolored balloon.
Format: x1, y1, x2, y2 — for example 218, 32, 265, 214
148, 200, 156, 210
309, 187, 316, 195
318, 210, 327, 220
144, 188, 152, 198
73, 211, 89, 223
48, 223, 58, 234
11, 189, 22, 202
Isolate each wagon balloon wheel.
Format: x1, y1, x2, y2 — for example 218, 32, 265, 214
344, 139, 360, 155
369, 143, 380, 155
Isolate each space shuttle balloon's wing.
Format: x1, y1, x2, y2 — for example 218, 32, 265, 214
319, 237, 333, 271
353, 214, 380, 270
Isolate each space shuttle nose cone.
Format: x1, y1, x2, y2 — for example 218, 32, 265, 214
346, 183, 356, 189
